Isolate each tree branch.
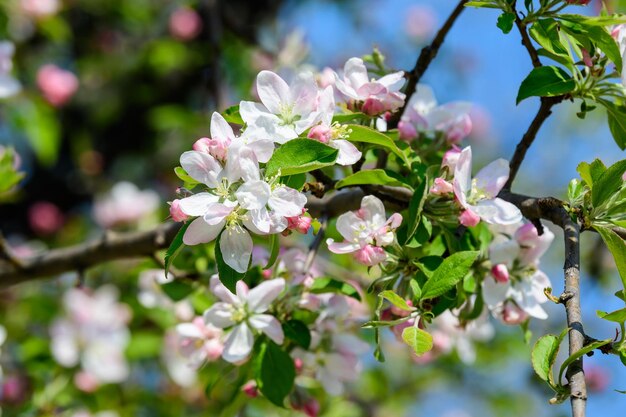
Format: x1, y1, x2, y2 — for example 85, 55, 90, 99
504, 96, 564, 190
561, 215, 587, 417
514, 11, 541, 68
389, 0, 468, 128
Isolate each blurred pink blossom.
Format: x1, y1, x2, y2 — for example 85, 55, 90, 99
405, 5, 437, 39
93, 182, 160, 228
20, 0, 60, 19
169, 8, 203, 41
28, 201, 64, 235
36, 64, 78, 107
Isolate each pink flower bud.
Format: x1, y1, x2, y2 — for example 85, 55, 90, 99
491, 264, 509, 283
193, 137, 229, 160
353, 245, 387, 266
74, 371, 100, 393
241, 380, 258, 398
442, 145, 461, 171
362, 97, 385, 116
430, 177, 454, 195
28, 201, 64, 235
622, 170, 626, 181
398, 120, 418, 141
169, 8, 203, 41
287, 214, 312, 234
514, 222, 539, 243
294, 357, 304, 373
302, 399, 321, 417
169, 199, 188, 222
501, 301, 528, 325
261, 269, 273, 279
20, 0, 60, 18
1, 375, 28, 404
192, 137, 212, 153
36, 64, 79, 107
566, 0, 591, 4
307, 124, 332, 143
459, 209, 480, 227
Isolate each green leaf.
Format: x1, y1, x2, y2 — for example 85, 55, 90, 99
265, 234, 280, 269
280, 173, 306, 190
332, 111, 367, 124
598, 100, 626, 151
265, 139, 338, 177
0, 149, 24, 193
596, 308, 626, 323
309, 277, 361, 301
558, 338, 613, 385
161, 280, 195, 301
559, 20, 622, 70
496, 12, 516, 34
164, 222, 190, 278
420, 251, 479, 300
591, 159, 626, 207
379, 290, 414, 312
256, 341, 295, 407
558, 14, 626, 27
596, 226, 626, 292
529, 19, 570, 58
576, 159, 606, 188
516, 66, 575, 104
464, 1, 500, 8
344, 124, 410, 167
335, 169, 413, 190
10, 98, 61, 166
531, 329, 568, 390
215, 233, 246, 293
174, 166, 199, 186
282, 320, 311, 349
401, 326, 433, 356
405, 177, 428, 244
223, 105, 244, 125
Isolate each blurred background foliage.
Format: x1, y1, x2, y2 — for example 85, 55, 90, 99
1, 0, 626, 416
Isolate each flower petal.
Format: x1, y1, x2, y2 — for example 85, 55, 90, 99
326, 239, 361, 254
453, 146, 472, 206
203, 201, 236, 225
219, 226, 253, 273
268, 186, 307, 217
472, 199, 522, 225
178, 193, 219, 216
257, 70, 291, 114
246, 278, 285, 313
210, 112, 235, 141
180, 151, 222, 188
236, 180, 271, 210
203, 303, 236, 328
332, 139, 362, 166
222, 323, 254, 363
183, 217, 224, 245
247, 139, 275, 163
474, 158, 510, 198
249, 314, 284, 344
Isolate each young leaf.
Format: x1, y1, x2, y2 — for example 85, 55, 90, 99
280, 173, 307, 190
0, 149, 24, 193
531, 329, 567, 390
335, 169, 413, 190
215, 233, 246, 293
309, 277, 361, 301
265, 234, 280, 269
496, 12, 516, 34
222, 104, 244, 125
576, 159, 606, 188
529, 19, 570, 58
174, 166, 199, 186
558, 339, 613, 385
596, 308, 626, 323
598, 100, 626, 151
282, 320, 311, 349
344, 124, 410, 167
256, 341, 295, 407
164, 222, 190, 278
379, 290, 414, 312
401, 326, 433, 356
595, 226, 626, 292
516, 66, 575, 104
264, 139, 338, 177
420, 251, 479, 300
590, 159, 626, 207
405, 177, 428, 244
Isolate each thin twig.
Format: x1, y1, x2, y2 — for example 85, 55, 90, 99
514, 9, 542, 68
504, 96, 564, 190
389, 0, 469, 128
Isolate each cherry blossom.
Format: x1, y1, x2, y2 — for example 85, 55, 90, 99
0, 41, 21, 99
327, 195, 402, 266
203, 276, 285, 363
174, 317, 224, 368
398, 84, 472, 143
240, 71, 330, 143
453, 146, 522, 226
333, 57, 405, 116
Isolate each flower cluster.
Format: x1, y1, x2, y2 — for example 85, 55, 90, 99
327, 196, 402, 266
50, 286, 131, 389
483, 222, 554, 324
